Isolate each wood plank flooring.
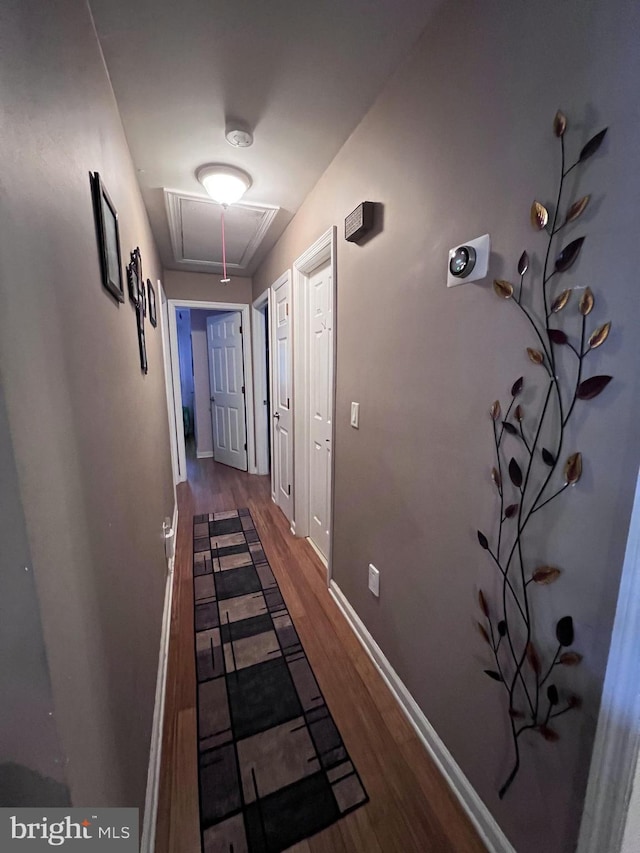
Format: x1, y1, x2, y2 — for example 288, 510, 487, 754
155, 457, 486, 853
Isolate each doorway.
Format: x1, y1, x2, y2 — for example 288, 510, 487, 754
252, 292, 272, 478
292, 227, 337, 579
166, 299, 256, 484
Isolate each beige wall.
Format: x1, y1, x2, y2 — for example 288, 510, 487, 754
0, 386, 69, 806
164, 270, 252, 304
0, 0, 174, 813
253, 1, 640, 850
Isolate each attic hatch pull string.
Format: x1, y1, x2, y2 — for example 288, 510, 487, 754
220, 203, 231, 285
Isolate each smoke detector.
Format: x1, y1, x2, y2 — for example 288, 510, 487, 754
226, 126, 253, 148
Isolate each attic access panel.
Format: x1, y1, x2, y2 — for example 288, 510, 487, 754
164, 190, 279, 273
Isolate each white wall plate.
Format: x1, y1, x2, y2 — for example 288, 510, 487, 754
447, 233, 490, 287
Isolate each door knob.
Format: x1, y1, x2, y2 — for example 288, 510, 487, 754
273, 412, 280, 420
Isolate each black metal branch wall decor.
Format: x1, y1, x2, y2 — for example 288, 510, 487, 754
476, 110, 611, 799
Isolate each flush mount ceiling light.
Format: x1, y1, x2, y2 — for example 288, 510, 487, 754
196, 164, 252, 206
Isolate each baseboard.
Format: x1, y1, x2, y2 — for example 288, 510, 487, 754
196, 449, 214, 459
140, 505, 178, 853
306, 536, 328, 568
329, 580, 515, 853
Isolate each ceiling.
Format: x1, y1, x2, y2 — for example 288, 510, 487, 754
89, 0, 439, 277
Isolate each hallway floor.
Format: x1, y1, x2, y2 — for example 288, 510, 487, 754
156, 457, 486, 853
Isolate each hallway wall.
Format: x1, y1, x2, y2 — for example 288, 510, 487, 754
0, 386, 69, 806
164, 270, 252, 304
0, 0, 175, 814
253, 1, 640, 850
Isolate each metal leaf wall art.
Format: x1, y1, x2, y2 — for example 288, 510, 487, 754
476, 111, 611, 798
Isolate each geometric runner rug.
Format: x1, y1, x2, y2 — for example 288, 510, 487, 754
193, 508, 368, 853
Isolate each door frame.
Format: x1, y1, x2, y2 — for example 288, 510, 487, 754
267, 270, 291, 510
167, 299, 255, 483
158, 281, 181, 487
292, 227, 337, 583
577, 466, 640, 852
252, 291, 270, 477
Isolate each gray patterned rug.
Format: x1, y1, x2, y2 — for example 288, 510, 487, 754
193, 508, 368, 852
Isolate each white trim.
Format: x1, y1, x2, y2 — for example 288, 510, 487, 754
167, 300, 256, 480
329, 580, 516, 853
307, 536, 328, 568
141, 504, 178, 853
292, 227, 337, 585
196, 450, 214, 459
252, 291, 270, 476
577, 471, 640, 853
158, 281, 181, 486
164, 189, 279, 274
268, 271, 289, 506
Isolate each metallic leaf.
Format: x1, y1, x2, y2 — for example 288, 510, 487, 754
538, 725, 560, 742
589, 321, 611, 349
477, 530, 489, 550
579, 287, 594, 316
542, 448, 556, 467
556, 615, 574, 647
491, 467, 502, 489
514, 405, 524, 422
559, 652, 583, 666
502, 421, 518, 436
494, 279, 514, 299
576, 375, 612, 400
527, 347, 544, 365
553, 110, 567, 138
484, 669, 503, 682
551, 289, 572, 313
508, 458, 523, 488
504, 503, 519, 519
511, 377, 524, 397
531, 200, 549, 230
532, 566, 561, 585
477, 622, 491, 645
518, 250, 529, 276
548, 328, 568, 345
555, 236, 585, 272
568, 694, 582, 709
478, 590, 490, 617
497, 620, 507, 637
490, 400, 501, 421
565, 195, 590, 224
564, 452, 582, 485
579, 128, 608, 162
526, 642, 541, 675
547, 684, 559, 706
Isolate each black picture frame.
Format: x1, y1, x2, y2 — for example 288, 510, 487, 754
136, 306, 148, 374
90, 172, 124, 303
127, 247, 142, 306
137, 271, 146, 317
147, 279, 157, 328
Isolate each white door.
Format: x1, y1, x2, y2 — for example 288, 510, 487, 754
308, 261, 333, 559
207, 312, 248, 471
271, 274, 294, 522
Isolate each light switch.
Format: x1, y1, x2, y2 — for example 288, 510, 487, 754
350, 402, 360, 429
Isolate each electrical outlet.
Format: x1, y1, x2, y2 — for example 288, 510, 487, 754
368, 563, 380, 597
350, 402, 360, 429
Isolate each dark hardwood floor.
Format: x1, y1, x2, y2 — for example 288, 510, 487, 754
155, 456, 486, 853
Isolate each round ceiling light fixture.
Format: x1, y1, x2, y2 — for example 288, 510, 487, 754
196, 164, 252, 206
